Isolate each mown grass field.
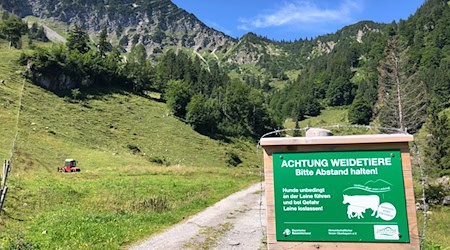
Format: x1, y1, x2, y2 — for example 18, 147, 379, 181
284, 107, 381, 136
24, 16, 69, 40
0, 43, 260, 249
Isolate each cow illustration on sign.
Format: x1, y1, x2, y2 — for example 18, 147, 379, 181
343, 195, 380, 219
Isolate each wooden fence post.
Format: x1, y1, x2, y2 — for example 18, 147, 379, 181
1, 160, 6, 187
0, 186, 8, 211
0, 160, 11, 212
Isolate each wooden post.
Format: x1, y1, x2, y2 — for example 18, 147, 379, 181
260, 134, 419, 250
0, 160, 10, 212
1, 160, 6, 187
0, 186, 8, 211
1, 160, 10, 188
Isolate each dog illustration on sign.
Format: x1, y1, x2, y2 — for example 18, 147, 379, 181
343, 195, 380, 219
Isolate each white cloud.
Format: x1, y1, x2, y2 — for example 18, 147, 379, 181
238, 0, 363, 30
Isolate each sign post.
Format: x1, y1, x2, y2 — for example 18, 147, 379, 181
261, 134, 419, 249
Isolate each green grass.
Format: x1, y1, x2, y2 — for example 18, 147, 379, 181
269, 79, 288, 90
298, 107, 349, 128
284, 107, 385, 136
0, 45, 260, 249
283, 107, 349, 131
412, 110, 450, 249
285, 70, 301, 81
24, 16, 69, 39
0, 43, 24, 159
417, 206, 450, 249
285, 107, 369, 135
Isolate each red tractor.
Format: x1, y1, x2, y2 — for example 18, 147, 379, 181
58, 159, 81, 173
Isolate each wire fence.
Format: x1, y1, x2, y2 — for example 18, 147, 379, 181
0, 79, 26, 214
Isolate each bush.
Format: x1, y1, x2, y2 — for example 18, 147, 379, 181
127, 144, 141, 154
148, 156, 170, 166
425, 184, 447, 206
226, 150, 242, 167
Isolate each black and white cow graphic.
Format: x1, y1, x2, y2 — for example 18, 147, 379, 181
343, 195, 380, 219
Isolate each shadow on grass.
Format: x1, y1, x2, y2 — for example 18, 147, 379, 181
1, 210, 25, 222
50, 85, 131, 101
136, 91, 166, 103
45, 84, 168, 105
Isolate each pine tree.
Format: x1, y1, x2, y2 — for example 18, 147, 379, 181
1, 11, 9, 21
349, 79, 377, 125
97, 26, 111, 57
66, 25, 90, 53
349, 98, 373, 125
425, 103, 450, 174
156, 50, 178, 90
293, 119, 301, 137
326, 76, 354, 106
127, 44, 147, 66
377, 37, 428, 133
125, 44, 153, 92
28, 23, 48, 42
0, 15, 28, 49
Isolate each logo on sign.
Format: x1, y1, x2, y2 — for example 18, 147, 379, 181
374, 225, 400, 240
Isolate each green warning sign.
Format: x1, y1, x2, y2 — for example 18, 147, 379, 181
273, 150, 410, 242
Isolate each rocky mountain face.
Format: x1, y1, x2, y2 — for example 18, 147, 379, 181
0, 0, 383, 67
1, 0, 236, 56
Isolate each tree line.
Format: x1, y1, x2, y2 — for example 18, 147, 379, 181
0, 12, 48, 49
266, 0, 449, 176
18, 25, 278, 140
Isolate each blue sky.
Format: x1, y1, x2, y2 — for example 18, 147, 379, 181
171, 0, 425, 41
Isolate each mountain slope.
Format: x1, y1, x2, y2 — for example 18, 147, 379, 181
1, 0, 386, 69
0, 43, 259, 248
1, 0, 236, 55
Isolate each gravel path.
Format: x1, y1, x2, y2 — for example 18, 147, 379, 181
129, 183, 267, 250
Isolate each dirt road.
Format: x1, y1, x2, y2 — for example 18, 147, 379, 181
130, 183, 267, 250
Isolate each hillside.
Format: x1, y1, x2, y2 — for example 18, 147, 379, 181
271, 0, 449, 131
0, 0, 384, 71
1, 0, 236, 56
0, 43, 260, 249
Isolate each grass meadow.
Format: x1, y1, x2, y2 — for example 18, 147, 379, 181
0, 44, 260, 249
